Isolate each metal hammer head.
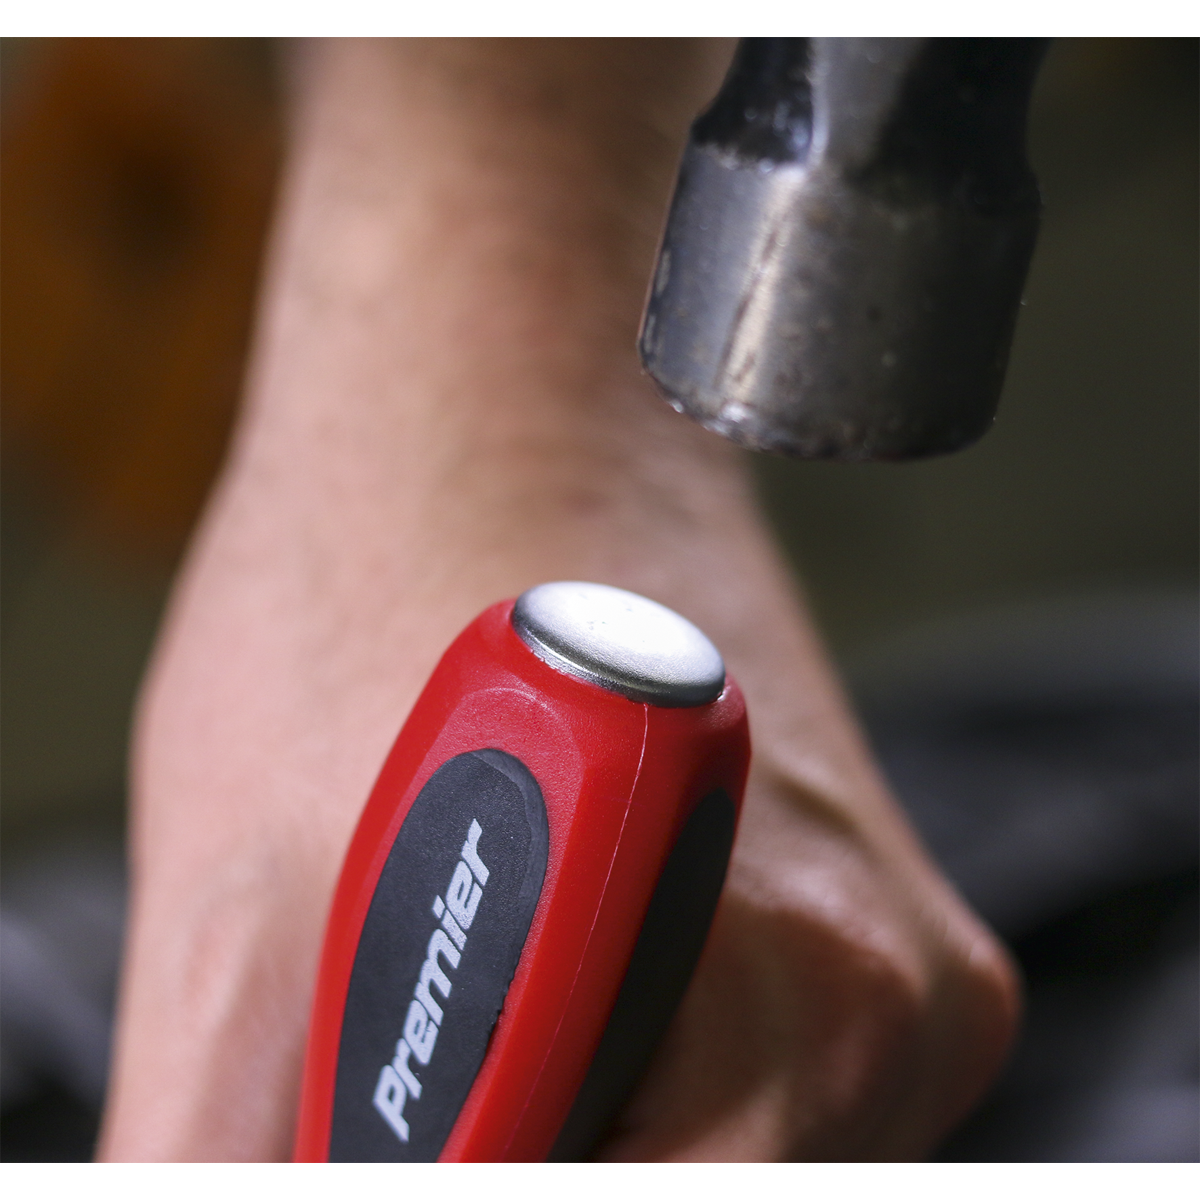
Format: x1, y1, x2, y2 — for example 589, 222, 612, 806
639, 38, 1048, 460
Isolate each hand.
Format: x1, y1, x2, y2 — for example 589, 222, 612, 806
98, 39, 1016, 1161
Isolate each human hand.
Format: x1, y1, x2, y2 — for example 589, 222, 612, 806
98, 38, 1016, 1162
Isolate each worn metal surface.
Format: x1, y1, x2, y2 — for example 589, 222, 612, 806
640, 39, 1047, 460
512, 582, 725, 708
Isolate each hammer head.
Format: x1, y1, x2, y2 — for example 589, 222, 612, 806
639, 38, 1048, 460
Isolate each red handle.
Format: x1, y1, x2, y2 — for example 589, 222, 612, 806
295, 594, 749, 1162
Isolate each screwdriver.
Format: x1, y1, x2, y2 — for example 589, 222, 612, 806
294, 581, 750, 1161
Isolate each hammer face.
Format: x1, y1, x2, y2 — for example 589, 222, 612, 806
640, 38, 1046, 461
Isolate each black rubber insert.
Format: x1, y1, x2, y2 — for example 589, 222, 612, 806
548, 789, 736, 1160
329, 749, 548, 1162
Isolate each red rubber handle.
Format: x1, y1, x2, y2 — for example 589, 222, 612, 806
294, 597, 749, 1162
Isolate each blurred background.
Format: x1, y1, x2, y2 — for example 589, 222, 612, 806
1, 38, 1196, 1161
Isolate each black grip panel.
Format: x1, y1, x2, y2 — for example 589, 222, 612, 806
329, 749, 548, 1162
548, 789, 737, 1160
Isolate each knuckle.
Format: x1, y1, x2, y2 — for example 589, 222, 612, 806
936, 916, 1022, 1089
728, 867, 929, 1068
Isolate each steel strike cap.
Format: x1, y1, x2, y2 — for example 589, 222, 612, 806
512, 582, 726, 707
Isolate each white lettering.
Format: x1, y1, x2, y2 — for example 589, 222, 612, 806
447, 861, 483, 930
374, 816, 489, 1145
392, 1038, 422, 1099
373, 1065, 410, 1142
461, 820, 489, 886
403, 999, 437, 1065
440, 906, 466, 951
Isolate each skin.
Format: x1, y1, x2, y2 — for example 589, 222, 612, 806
97, 39, 1018, 1162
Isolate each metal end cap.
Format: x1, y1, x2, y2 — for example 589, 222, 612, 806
511, 581, 726, 707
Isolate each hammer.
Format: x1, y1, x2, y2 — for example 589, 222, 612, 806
640, 37, 1049, 460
